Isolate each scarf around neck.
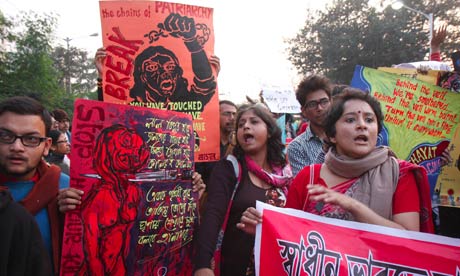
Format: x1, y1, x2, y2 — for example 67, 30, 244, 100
324, 146, 399, 219
325, 146, 396, 178
244, 155, 292, 194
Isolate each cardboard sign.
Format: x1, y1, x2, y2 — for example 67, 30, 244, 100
261, 86, 301, 114
254, 202, 460, 276
60, 99, 198, 275
99, 0, 219, 162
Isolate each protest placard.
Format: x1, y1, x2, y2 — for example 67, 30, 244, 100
254, 202, 460, 276
376, 67, 460, 206
60, 99, 197, 275
99, 0, 219, 162
261, 86, 301, 114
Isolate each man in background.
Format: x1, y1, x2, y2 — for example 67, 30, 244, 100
287, 75, 332, 176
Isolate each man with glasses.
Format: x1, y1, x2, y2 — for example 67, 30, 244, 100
45, 130, 71, 175
0, 96, 81, 274
287, 75, 332, 176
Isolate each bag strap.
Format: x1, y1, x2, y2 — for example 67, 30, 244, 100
302, 164, 317, 211
213, 155, 242, 275
220, 155, 242, 231
226, 154, 242, 183
215, 155, 242, 249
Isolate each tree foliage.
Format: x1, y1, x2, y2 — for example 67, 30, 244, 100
52, 45, 97, 98
0, 11, 98, 115
0, 12, 64, 107
287, 0, 460, 84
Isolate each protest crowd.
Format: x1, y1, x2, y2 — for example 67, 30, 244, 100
1, 5, 459, 276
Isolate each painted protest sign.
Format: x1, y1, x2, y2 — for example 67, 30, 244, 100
254, 202, 460, 276
261, 86, 301, 114
376, 67, 460, 206
60, 99, 197, 275
350, 65, 460, 196
99, 0, 219, 162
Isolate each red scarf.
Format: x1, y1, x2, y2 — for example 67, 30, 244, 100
244, 155, 292, 194
399, 160, 435, 233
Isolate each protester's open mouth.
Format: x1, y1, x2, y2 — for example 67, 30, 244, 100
243, 133, 254, 143
354, 135, 368, 142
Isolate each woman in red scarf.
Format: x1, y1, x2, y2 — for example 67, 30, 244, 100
239, 89, 433, 234
194, 103, 293, 276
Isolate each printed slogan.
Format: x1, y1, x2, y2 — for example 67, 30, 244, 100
99, 0, 219, 162
60, 99, 198, 276
254, 202, 460, 276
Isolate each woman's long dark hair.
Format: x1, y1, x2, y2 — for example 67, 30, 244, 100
233, 103, 286, 167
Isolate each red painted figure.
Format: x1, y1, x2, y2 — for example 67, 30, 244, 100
79, 125, 149, 275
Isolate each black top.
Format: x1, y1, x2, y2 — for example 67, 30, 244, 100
0, 189, 52, 276
194, 158, 284, 275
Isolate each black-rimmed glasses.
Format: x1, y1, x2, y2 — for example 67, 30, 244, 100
0, 130, 47, 147
304, 98, 330, 110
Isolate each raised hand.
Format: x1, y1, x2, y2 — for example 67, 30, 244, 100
94, 47, 107, 78
431, 24, 447, 54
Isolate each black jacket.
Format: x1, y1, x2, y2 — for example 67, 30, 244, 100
0, 189, 52, 276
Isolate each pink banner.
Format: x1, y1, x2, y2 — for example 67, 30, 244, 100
255, 202, 460, 276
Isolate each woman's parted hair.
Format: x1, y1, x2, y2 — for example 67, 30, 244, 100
233, 103, 286, 167
324, 88, 383, 139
